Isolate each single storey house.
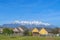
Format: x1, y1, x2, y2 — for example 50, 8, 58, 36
32, 28, 53, 36
13, 26, 27, 36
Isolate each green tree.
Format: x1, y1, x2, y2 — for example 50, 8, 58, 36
3, 28, 14, 35
24, 30, 29, 36
23, 30, 32, 36
52, 27, 59, 34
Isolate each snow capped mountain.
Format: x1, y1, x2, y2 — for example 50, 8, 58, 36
12, 20, 50, 26
1, 20, 57, 28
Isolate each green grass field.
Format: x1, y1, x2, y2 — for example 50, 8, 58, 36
0, 35, 60, 40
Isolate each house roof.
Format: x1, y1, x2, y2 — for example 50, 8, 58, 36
32, 28, 39, 32
32, 27, 52, 33
39, 28, 48, 35
13, 28, 19, 32
13, 26, 28, 32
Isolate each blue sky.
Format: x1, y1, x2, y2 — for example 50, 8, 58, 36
0, 0, 60, 26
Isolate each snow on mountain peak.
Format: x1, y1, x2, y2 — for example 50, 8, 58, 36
13, 20, 51, 26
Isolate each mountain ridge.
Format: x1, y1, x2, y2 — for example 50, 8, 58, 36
0, 21, 57, 28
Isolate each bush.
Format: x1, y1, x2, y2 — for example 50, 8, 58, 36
23, 30, 32, 36
28, 31, 32, 36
